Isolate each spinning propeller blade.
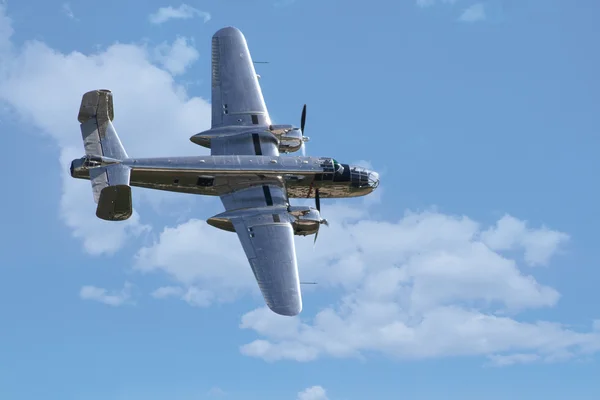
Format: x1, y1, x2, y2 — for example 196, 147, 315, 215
299, 104, 327, 245
313, 188, 328, 245
301, 104, 306, 133
315, 188, 320, 212
300, 104, 307, 156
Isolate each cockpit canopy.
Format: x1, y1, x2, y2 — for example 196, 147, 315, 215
332, 159, 344, 174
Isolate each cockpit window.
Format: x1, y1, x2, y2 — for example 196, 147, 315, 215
332, 159, 344, 174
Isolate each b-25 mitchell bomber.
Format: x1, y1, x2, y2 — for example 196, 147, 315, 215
70, 27, 380, 316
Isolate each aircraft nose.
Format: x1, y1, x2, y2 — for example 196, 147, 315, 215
368, 171, 380, 189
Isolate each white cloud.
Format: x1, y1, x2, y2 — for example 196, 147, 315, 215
79, 282, 133, 306
459, 3, 486, 22
298, 386, 328, 400
417, 0, 488, 24
151, 286, 184, 299
481, 214, 570, 266
148, 4, 211, 25
0, 4, 211, 255
352, 159, 373, 170
151, 285, 217, 308
233, 209, 597, 365
139, 205, 567, 305
488, 353, 541, 367
153, 36, 199, 75
240, 304, 600, 364
136, 219, 256, 305
182, 286, 214, 307
62, 3, 75, 20
60, 145, 151, 256
134, 197, 589, 365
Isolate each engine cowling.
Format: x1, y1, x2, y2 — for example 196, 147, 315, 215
270, 124, 307, 153
279, 128, 303, 153
289, 205, 326, 236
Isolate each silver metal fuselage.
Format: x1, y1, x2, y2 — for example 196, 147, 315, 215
70, 154, 380, 199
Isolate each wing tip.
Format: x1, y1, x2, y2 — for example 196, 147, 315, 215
269, 302, 302, 317
213, 26, 245, 40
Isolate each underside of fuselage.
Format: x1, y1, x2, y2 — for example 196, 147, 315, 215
71, 167, 374, 199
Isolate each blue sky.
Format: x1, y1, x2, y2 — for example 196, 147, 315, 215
0, 0, 599, 399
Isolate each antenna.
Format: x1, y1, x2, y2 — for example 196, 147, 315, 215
300, 282, 317, 285
254, 61, 268, 80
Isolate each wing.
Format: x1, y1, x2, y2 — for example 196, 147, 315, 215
210, 27, 301, 315
211, 27, 271, 130
221, 180, 301, 316
220, 179, 288, 211
210, 27, 278, 157
231, 210, 302, 316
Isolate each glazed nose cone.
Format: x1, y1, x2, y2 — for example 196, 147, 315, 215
368, 171, 380, 189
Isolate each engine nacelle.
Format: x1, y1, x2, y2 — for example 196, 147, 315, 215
279, 128, 303, 153
269, 124, 308, 153
289, 205, 325, 236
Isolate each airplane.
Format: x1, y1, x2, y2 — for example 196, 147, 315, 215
69, 26, 380, 317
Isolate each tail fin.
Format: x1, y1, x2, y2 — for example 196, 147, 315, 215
78, 89, 128, 160
76, 89, 132, 221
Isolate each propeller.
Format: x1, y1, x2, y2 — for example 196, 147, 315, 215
301, 104, 306, 132
313, 188, 329, 244
315, 187, 320, 212
300, 104, 307, 156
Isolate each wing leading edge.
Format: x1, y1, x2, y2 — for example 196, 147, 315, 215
231, 210, 302, 316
